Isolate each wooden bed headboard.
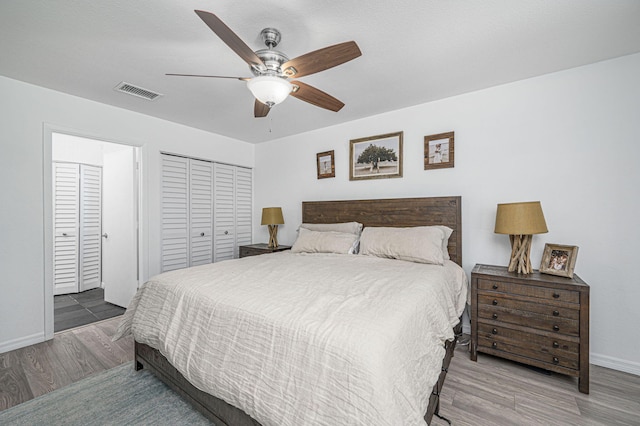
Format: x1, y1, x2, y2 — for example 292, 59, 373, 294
302, 196, 462, 266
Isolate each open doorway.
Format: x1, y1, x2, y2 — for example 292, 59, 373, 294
51, 133, 140, 332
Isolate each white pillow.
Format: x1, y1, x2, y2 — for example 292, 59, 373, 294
435, 226, 453, 260
299, 222, 363, 253
299, 222, 363, 235
291, 228, 359, 254
359, 226, 448, 265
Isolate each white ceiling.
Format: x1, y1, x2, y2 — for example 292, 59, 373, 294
2, 1, 639, 143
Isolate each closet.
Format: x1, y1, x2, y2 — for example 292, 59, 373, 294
53, 162, 102, 295
160, 154, 252, 273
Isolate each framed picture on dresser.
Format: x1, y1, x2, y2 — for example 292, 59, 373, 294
540, 243, 579, 278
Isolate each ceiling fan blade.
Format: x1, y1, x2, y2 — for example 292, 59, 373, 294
194, 10, 265, 70
281, 41, 361, 78
254, 99, 271, 118
166, 73, 249, 80
290, 81, 344, 112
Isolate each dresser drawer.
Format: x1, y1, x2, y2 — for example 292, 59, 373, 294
478, 278, 579, 304
477, 294, 579, 319
478, 302, 579, 336
239, 246, 261, 258
478, 335, 579, 370
477, 322, 579, 355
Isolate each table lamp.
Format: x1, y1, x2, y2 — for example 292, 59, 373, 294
494, 201, 548, 274
261, 207, 284, 248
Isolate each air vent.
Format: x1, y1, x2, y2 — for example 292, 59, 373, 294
114, 82, 163, 101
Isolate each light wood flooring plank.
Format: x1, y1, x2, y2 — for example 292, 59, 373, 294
0, 350, 34, 411
434, 344, 640, 426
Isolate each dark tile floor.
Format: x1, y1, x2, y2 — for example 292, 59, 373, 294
54, 288, 125, 332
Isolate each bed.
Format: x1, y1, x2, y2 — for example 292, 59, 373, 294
116, 196, 466, 425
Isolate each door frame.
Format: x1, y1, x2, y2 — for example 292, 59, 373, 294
43, 124, 146, 340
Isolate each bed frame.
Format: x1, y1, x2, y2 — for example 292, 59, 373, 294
135, 196, 462, 425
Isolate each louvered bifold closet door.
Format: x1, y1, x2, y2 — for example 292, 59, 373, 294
213, 163, 236, 262
53, 163, 80, 295
79, 165, 102, 291
189, 159, 213, 266
161, 155, 190, 272
234, 167, 253, 258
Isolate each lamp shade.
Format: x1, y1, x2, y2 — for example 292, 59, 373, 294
261, 207, 284, 225
495, 201, 548, 235
247, 76, 292, 106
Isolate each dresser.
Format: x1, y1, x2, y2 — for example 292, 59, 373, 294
239, 243, 291, 258
470, 264, 590, 393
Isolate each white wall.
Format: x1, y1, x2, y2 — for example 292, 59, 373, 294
0, 75, 254, 352
254, 53, 640, 375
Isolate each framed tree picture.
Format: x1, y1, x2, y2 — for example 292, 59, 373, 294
349, 131, 403, 181
316, 150, 335, 179
424, 131, 454, 170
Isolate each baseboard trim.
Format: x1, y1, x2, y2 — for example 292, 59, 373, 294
591, 352, 640, 377
0, 332, 46, 354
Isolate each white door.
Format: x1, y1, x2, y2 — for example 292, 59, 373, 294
161, 155, 189, 272
53, 163, 80, 295
78, 164, 102, 292
214, 163, 236, 262
189, 159, 213, 266
102, 146, 139, 308
234, 166, 253, 258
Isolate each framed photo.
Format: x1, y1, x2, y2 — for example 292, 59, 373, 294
349, 131, 403, 181
540, 243, 579, 278
424, 131, 454, 170
316, 150, 335, 179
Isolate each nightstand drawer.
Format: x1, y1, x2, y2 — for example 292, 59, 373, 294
478, 279, 579, 304
478, 303, 579, 336
477, 294, 579, 319
478, 335, 579, 370
477, 322, 579, 355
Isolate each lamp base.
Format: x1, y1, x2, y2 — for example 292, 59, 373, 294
267, 224, 279, 248
508, 234, 534, 274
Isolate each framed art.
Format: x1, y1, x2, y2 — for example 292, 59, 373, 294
540, 243, 579, 278
424, 131, 454, 170
316, 150, 335, 179
349, 131, 403, 181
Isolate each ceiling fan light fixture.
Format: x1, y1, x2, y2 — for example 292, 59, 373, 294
247, 76, 292, 106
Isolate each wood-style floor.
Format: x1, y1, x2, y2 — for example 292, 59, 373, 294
0, 316, 133, 411
2, 324, 639, 425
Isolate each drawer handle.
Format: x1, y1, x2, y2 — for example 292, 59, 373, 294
553, 341, 559, 348
492, 342, 498, 348
492, 300, 498, 305
492, 284, 498, 290
553, 325, 560, 332
492, 313, 498, 320
553, 310, 560, 316
492, 328, 498, 335
553, 357, 559, 364
200, 232, 205, 236
553, 293, 560, 299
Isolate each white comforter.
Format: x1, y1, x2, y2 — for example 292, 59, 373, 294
115, 252, 468, 426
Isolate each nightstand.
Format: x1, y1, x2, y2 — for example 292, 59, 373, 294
470, 264, 590, 394
239, 243, 291, 258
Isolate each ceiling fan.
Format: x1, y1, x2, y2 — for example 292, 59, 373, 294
167, 10, 362, 118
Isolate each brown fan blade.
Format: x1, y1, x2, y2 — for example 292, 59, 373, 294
281, 41, 361, 78
290, 81, 344, 112
166, 73, 249, 81
194, 10, 264, 70
254, 99, 271, 118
